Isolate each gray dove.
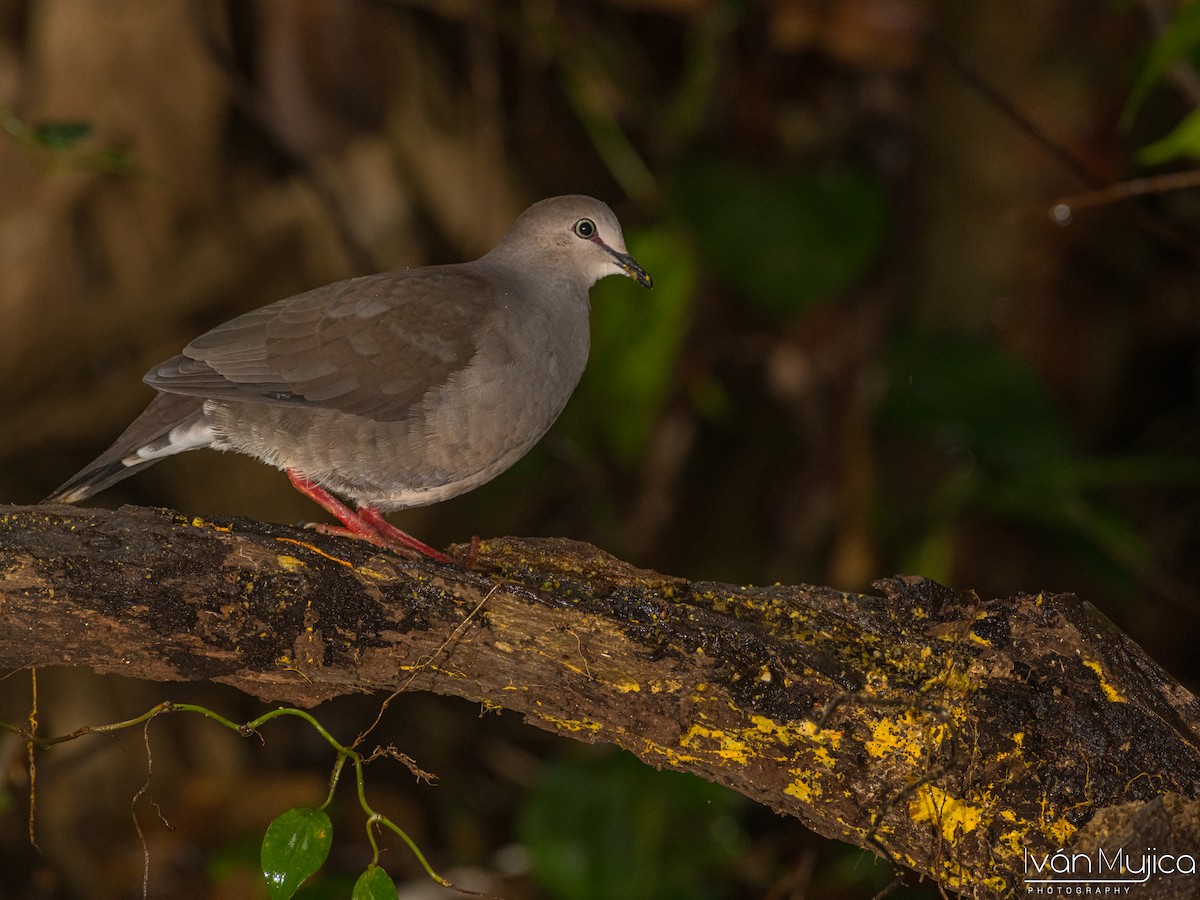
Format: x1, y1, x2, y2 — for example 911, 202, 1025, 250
47, 195, 652, 562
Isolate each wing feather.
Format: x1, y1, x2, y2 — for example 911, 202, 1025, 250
145, 267, 493, 422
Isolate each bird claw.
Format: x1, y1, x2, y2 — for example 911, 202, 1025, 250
288, 470, 453, 564
302, 521, 450, 562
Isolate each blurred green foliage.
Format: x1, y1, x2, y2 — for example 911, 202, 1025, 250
1123, 0, 1200, 128
1124, 0, 1200, 162
676, 158, 888, 317
518, 751, 748, 900
573, 226, 696, 465
1, 109, 91, 149
882, 333, 1070, 469
1, 108, 133, 172
880, 332, 1200, 591
1139, 105, 1200, 164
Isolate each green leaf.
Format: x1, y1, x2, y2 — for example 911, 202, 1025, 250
260, 807, 332, 900
1138, 106, 1200, 165
32, 120, 93, 150
352, 865, 397, 900
676, 158, 886, 318
1123, 0, 1200, 129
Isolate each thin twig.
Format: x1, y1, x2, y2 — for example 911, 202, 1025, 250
1051, 168, 1200, 218
352, 584, 499, 750
931, 26, 1200, 265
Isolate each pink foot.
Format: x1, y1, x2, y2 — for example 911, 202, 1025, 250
356, 505, 453, 563
286, 470, 453, 564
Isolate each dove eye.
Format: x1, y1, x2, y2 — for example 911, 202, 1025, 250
573, 218, 596, 238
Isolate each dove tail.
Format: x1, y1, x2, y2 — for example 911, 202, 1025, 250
45, 393, 212, 503
46, 457, 157, 504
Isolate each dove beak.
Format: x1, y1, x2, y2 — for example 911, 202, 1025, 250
604, 244, 653, 289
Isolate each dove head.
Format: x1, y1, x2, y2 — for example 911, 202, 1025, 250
486, 195, 652, 290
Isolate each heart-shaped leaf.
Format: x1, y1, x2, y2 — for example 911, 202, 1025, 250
352, 864, 398, 899
260, 807, 332, 900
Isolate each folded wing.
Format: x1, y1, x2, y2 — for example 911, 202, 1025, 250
144, 268, 495, 422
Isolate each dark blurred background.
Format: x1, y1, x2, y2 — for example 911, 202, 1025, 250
0, 0, 1197, 897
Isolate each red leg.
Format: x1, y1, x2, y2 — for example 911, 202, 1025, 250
286, 470, 451, 563
287, 470, 377, 537
356, 506, 452, 563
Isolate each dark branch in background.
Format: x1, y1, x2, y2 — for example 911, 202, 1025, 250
930, 26, 1200, 267
928, 28, 1106, 190
2, 504, 1199, 898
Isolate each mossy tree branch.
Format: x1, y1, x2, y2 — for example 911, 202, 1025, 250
1, 503, 1199, 898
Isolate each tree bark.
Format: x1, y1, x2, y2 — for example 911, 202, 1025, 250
1, 503, 1198, 898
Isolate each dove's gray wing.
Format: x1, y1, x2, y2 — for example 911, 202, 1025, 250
145, 267, 497, 422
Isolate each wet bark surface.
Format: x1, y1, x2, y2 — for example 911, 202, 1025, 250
1, 503, 1198, 898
